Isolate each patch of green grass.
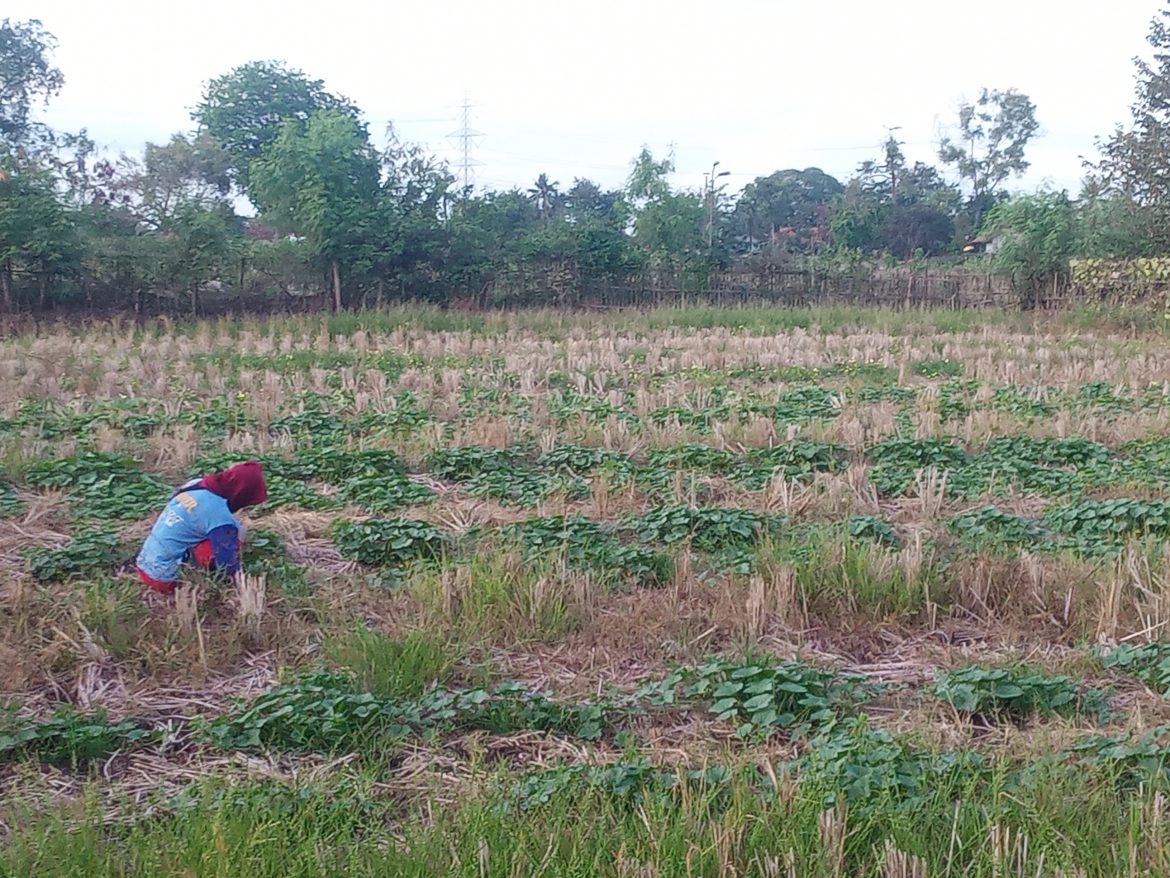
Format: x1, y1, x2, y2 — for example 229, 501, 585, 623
24, 451, 144, 490
336, 471, 436, 513
0, 440, 37, 485
23, 450, 169, 522
1045, 498, 1170, 549
1072, 723, 1170, 789
77, 577, 150, 661
504, 516, 673, 589
765, 529, 939, 617
847, 514, 900, 548
464, 467, 589, 507
243, 529, 312, 596
323, 628, 458, 700
409, 548, 591, 643
633, 304, 1031, 336
642, 656, 854, 739
426, 445, 523, 480
5, 752, 1170, 876
733, 441, 844, 488
950, 505, 1052, 550
912, 358, 964, 378
628, 505, 775, 555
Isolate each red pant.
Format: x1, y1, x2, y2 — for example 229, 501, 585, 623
137, 538, 233, 594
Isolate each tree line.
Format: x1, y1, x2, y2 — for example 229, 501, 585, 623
3, 5, 1170, 314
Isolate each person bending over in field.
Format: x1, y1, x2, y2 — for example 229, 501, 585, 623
136, 461, 268, 594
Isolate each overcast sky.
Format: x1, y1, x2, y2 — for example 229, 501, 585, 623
6, 0, 1160, 198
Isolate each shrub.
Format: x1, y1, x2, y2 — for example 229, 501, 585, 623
24, 529, 122, 582
950, 506, 1051, 549
505, 516, 672, 587
933, 666, 1106, 723
1101, 643, 1170, 696
0, 706, 154, 766
206, 672, 615, 752
426, 446, 522, 481
645, 658, 856, 738
331, 518, 446, 567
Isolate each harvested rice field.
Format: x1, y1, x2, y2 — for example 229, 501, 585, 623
4, 305, 1170, 876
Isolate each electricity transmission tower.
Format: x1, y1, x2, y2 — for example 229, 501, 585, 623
447, 94, 483, 194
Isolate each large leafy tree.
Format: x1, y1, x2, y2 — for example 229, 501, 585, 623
855, 138, 961, 213
563, 179, 637, 275
165, 201, 238, 315
565, 178, 624, 221
627, 149, 706, 271
938, 88, 1039, 219
1088, 1, 1170, 251
982, 192, 1074, 308
368, 128, 454, 303
626, 148, 674, 203
828, 196, 883, 254
898, 162, 963, 214
831, 139, 958, 258
443, 190, 538, 299
879, 203, 954, 259
62, 130, 241, 312
193, 60, 360, 195
0, 18, 63, 152
122, 132, 234, 229
0, 20, 78, 311
444, 178, 638, 302
1074, 195, 1155, 259
0, 167, 77, 310
732, 167, 843, 252
249, 109, 381, 311
854, 136, 907, 204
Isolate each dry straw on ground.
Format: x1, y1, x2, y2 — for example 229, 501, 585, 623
5, 308, 1170, 824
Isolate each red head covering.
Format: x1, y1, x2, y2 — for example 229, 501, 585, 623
200, 461, 268, 512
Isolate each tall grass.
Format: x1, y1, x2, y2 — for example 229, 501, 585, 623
1, 759, 1163, 877
154, 302, 1067, 346
0, 439, 36, 484
316, 302, 1100, 338
634, 303, 1030, 335
323, 627, 458, 699
408, 548, 592, 645
77, 576, 150, 661
762, 531, 942, 619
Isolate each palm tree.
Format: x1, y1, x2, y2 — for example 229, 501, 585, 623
527, 173, 560, 224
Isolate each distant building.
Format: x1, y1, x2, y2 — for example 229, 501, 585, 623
962, 233, 1002, 255
243, 220, 278, 241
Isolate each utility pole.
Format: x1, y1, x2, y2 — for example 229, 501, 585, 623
447, 93, 483, 195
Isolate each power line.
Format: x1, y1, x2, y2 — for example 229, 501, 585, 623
446, 93, 483, 193
368, 116, 455, 126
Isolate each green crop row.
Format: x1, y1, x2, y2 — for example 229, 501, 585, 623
5, 376, 1169, 451
4, 654, 1139, 769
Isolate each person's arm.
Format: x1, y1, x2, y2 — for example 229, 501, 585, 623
206, 524, 242, 575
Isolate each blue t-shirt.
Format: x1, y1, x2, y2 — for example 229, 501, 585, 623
136, 482, 240, 582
